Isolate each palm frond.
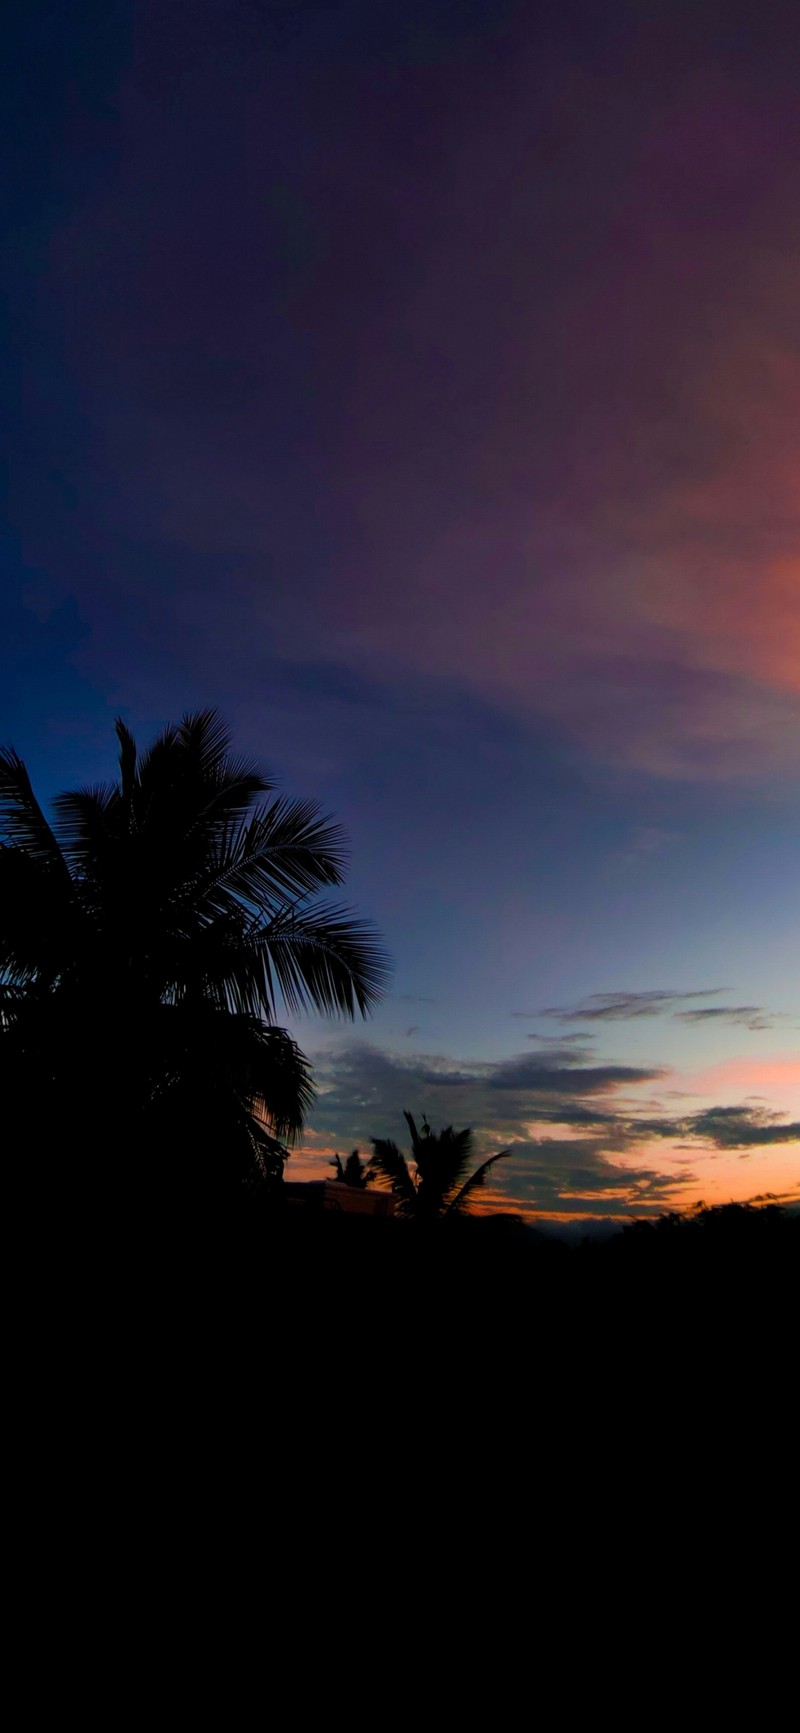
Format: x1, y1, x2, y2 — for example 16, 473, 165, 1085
368, 1138, 417, 1214
135, 720, 179, 788
3, 709, 386, 1201
415, 1122, 474, 1197
238, 1020, 314, 1141
176, 708, 236, 775
0, 840, 77, 989
116, 719, 138, 804
344, 1149, 369, 1187
175, 709, 272, 815
50, 784, 122, 866
183, 797, 350, 924
402, 1110, 425, 1158
134, 708, 232, 795
247, 1117, 289, 1188
0, 978, 28, 1022
0, 747, 69, 874
252, 902, 391, 1018
149, 1005, 314, 1143
132, 713, 273, 871
445, 1149, 511, 1215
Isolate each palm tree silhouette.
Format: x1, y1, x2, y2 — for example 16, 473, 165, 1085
1, 709, 390, 1205
330, 1149, 371, 1188
368, 1111, 509, 1221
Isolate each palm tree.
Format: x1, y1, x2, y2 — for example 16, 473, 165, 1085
0, 709, 390, 1207
368, 1111, 510, 1221
330, 1149, 371, 1188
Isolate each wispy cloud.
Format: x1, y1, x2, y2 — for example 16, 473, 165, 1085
675, 1006, 778, 1030
608, 826, 682, 873
510, 1016, 594, 1039
484, 1054, 662, 1094
522, 1039, 596, 1060
540, 989, 725, 1023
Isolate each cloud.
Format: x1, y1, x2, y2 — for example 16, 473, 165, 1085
541, 989, 725, 1023
683, 1105, 800, 1149
637, 1104, 800, 1150
484, 1055, 661, 1093
302, 1039, 800, 1215
526, 1032, 595, 1045
675, 1006, 777, 1030
303, 1039, 670, 1216
510, 1015, 595, 1039
308, 1040, 662, 1147
529, 1105, 622, 1128
522, 1042, 598, 1064
511, 1023, 599, 1051
488, 1138, 695, 1218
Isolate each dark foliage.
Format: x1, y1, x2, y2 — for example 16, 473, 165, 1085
368, 1109, 510, 1219
1, 710, 390, 1209
330, 1149, 371, 1187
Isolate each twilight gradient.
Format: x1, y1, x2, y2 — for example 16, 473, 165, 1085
3, 1, 798, 1219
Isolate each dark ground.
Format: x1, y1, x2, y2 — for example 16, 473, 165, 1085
12, 1195, 794, 1657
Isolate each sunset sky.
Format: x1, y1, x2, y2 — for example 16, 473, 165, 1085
3, 0, 798, 1222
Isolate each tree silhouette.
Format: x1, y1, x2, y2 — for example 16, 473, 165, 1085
330, 1149, 371, 1188
0, 709, 390, 1206
368, 1111, 509, 1221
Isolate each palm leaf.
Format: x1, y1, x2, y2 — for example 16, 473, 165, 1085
445, 1149, 511, 1215
415, 1122, 474, 1197
252, 902, 391, 1018
116, 718, 138, 805
402, 1110, 425, 1158
368, 1138, 417, 1215
182, 797, 349, 922
343, 1149, 368, 1187
0, 838, 77, 990
245, 1020, 315, 1140
50, 784, 122, 867
148, 1005, 314, 1143
0, 747, 69, 874
175, 708, 237, 776
172, 709, 272, 822
3, 709, 387, 1195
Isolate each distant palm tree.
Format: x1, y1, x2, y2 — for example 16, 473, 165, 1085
0, 709, 390, 1205
330, 1149, 371, 1188
368, 1111, 509, 1221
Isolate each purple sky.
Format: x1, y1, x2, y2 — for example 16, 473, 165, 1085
3, 1, 798, 1218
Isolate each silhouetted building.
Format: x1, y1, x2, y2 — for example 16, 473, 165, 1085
284, 1181, 395, 1218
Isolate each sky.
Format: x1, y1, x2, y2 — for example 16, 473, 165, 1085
2, 0, 798, 1223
